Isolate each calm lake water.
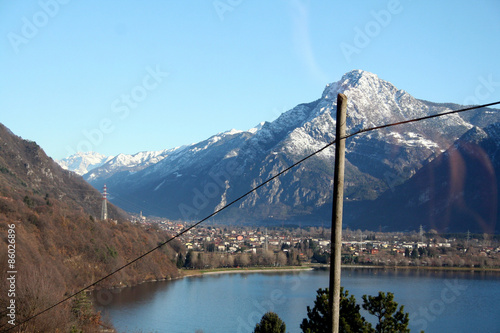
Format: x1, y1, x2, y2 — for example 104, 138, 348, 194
94, 268, 500, 333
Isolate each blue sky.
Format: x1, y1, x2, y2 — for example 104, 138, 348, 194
1, 0, 499, 160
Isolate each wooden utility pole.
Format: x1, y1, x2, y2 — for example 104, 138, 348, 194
329, 93, 347, 333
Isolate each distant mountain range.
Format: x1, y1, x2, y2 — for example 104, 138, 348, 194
58, 151, 112, 176
58, 70, 500, 233
60, 149, 178, 181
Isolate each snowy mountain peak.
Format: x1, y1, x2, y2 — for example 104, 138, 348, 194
57, 152, 112, 176
111, 149, 171, 166
221, 129, 244, 136
248, 122, 265, 134
340, 69, 380, 86
83, 148, 182, 181
320, 69, 438, 131
322, 70, 398, 99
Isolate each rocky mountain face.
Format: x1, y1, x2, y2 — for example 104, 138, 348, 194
60, 70, 500, 232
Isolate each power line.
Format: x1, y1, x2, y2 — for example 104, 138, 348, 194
6, 100, 500, 331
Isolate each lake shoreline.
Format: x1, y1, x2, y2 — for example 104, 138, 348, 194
179, 263, 500, 278
97, 263, 499, 292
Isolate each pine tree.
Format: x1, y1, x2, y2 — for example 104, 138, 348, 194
254, 312, 286, 333
176, 253, 185, 268
184, 250, 194, 268
362, 292, 410, 333
300, 288, 371, 333
301, 288, 413, 333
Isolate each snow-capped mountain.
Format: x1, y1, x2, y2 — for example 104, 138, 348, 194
57, 152, 112, 176
59, 149, 178, 178
77, 70, 500, 231
84, 148, 180, 182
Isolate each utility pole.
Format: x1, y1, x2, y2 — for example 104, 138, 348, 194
329, 93, 347, 333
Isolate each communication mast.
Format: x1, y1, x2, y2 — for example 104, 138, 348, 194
101, 184, 108, 220
265, 228, 268, 252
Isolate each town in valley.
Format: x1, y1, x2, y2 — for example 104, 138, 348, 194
132, 214, 500, 270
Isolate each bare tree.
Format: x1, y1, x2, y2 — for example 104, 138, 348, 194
276, 252, 287, 266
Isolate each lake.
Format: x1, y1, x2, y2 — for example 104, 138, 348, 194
94, 268, 500, 333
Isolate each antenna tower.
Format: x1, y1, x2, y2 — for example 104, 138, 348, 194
101, 184, 108, 220
265, 228, 268, 252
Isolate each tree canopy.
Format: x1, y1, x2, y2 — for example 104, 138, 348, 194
300, 288, 413, 333
254, 312, 286, 333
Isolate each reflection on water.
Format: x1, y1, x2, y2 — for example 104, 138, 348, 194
94, 269, 500, 333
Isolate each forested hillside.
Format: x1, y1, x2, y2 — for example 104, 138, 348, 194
0, 123, 182, 331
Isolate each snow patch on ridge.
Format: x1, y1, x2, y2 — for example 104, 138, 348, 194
154, 179, 166, 191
